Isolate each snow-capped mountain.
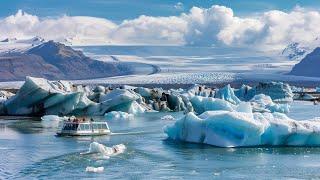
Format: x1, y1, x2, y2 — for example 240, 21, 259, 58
0, 38, 18, 43
16, 36, 45, 46
0, 41, 132, 81
281, 42, 307, 60
289, 47, 320, 77
282, 38, 320, 61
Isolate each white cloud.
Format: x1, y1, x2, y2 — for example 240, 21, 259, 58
174, 2, 184, 10
1, 6, 320, 50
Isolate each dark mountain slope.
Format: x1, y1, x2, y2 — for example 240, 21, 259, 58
0, 41, 130, 81
289, 47, 320, 77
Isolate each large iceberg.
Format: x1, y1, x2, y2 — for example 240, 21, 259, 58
235, 82, 294, 103
2, 77, 148, 116
164, 111, 320, 147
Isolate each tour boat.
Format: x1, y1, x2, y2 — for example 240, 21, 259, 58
57, 118, 111, 136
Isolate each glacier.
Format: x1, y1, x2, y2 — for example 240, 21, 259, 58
164, 111, 320, 147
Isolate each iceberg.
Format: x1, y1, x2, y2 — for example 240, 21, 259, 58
0, 90, 14, 103
105, 111, 134, 121
190, 96, 234, 114
214, 84, 241, 105
41, 115, 62, 128
86, 166, 104, 173
250, 94, 290, 113
3, 76, 91, 115
86, 142, 126, 156
254, 82, 294, 103
190, 96, 252, 114
164, 111, 320, 147
235, 82, 294, 103
234, 84, 253, 101
1, 77, 150, 116
0, 90, 14, 114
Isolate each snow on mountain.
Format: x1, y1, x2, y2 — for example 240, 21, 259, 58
0, 41, 139, 81
282, 42, 307, 60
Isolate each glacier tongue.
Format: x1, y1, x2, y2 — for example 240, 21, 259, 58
164, 111, 320, 147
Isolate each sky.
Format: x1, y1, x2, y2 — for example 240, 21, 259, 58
1, 0, 320, 49
1, 0, 319, 21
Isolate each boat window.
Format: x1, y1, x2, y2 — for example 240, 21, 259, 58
73, 124, 78, 130
84, 124, 90, 130
92, 124, 98, 130
101, 124, 107, 129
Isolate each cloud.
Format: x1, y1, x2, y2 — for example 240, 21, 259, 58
174, 2, 184, 10
1, 6, 320, 50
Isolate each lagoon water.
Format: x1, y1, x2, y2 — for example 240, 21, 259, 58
1, 101, 320, 179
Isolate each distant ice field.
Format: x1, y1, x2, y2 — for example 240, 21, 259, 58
73, 46, 320, 86
1, 45, 320, 89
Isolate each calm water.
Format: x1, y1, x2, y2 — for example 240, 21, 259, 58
1, 101, 320, 179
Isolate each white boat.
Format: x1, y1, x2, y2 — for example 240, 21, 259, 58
57, 118, 111, 136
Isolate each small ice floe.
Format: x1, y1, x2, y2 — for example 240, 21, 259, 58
83, 142, 126, 157
41, 115, 62, 128
85, 166, 104, 173
161, 115, 175, 121
104, 111, 134, 121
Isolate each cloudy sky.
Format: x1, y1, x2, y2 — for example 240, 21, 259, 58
1, 0, 320, 49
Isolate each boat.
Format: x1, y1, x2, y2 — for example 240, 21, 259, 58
56, 117, 111, 136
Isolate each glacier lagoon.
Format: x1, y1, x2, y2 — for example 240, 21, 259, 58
1, 101, 320, 179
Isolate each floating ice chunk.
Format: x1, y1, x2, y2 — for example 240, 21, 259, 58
4, 76, 94, 115
215, 84, 241, 105
190, 96, 235, 114
253, 82, 294, 103
250, 94, 290, 113
87, 142, 126, 156
235, 82, 294, 103
105, 111, 134, 120
85, 166, 104, 173
41, 115, 61, 128
234, 84, 253, 101
98, 89, 147, 114
134, 87, 152, 98
93, 86, 105, 93
294, 93, 317, 101
0, 90, 14, 103
164, 111, 320, 147
161, 115, 175, 121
